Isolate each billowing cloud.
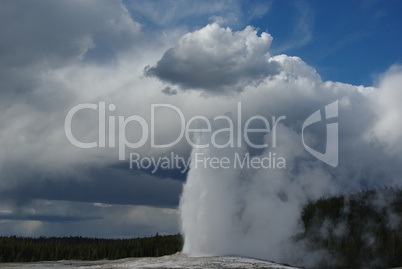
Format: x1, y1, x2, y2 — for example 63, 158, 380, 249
368, 65, 402, 154
145, 23, 280, 93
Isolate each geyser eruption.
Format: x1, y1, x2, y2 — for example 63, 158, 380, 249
179, 132, 246, 256
179, 126, 336, 265
176, 24, 402, 267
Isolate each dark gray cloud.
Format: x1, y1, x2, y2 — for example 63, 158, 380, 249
162, 86, 178, 96
0, 214, 99, 223
0, 0, 141, 98
0, 0, 141, 67
0, 163, 183, 237
0, 199, 180, 238
111, 161, 188, 181
145, 23, 280, 93
0, 165, 182, 208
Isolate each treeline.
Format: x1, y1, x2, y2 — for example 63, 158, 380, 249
298, 187, 402, 269
0, 233, 183, 262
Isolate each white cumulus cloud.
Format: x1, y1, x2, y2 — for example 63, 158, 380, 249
145, 23, 280, 93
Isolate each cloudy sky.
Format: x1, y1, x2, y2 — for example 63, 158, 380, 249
0, 0, 401, 243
